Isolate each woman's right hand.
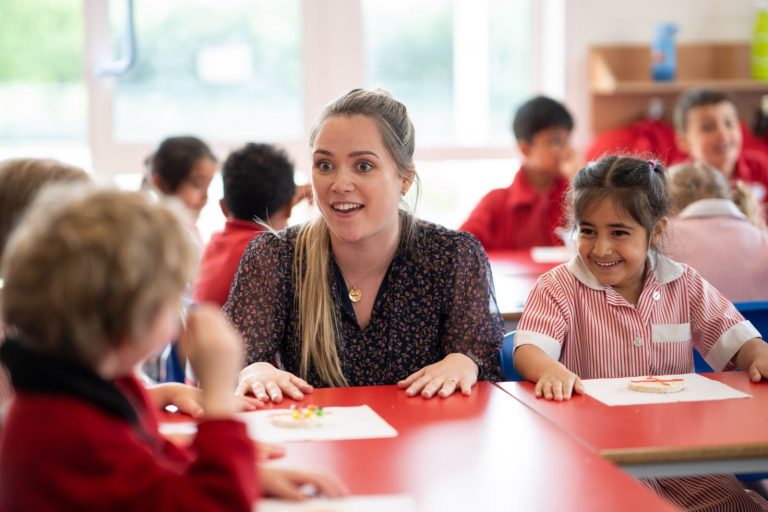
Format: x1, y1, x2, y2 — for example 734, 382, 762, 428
534, 361, 584, 401
235, 362, 313, 403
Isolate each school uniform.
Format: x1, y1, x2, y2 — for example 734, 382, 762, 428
0, 340, 258, 511
516, 253, 768, 511
665, 199, 768, 303
193, 218, 266, 307
459, 167, 569, 250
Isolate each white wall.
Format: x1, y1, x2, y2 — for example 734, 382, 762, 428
563, 0, 756, 153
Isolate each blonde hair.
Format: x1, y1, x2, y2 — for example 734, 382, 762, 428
1, 187, 197, 368
295, 88, 419, 386
668, 162, 766, 230
0, 158, 88, 262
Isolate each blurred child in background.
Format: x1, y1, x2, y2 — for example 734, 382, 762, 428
665, 161, 768, 302
675, 89, 768, 207
193, 142, 303, 308
0, 158, 89, 421
145, 135, 218, 250
460, 96, 575, 250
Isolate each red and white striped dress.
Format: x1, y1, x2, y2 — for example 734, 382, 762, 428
517, 253, 768, 512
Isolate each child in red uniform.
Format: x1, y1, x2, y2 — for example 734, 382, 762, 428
460, 96, 574, 250
674, 89, 768, 206
193, 143, 303, 307
0, 187, 343, 510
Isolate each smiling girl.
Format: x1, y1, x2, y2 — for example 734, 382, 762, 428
513, 155, 768, 511
224, 88, 503, 401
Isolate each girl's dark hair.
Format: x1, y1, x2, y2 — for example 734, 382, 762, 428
147, 136, 216, 192
570, 156, 670, 245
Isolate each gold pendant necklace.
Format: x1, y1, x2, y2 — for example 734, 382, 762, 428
348, 286, 362, 303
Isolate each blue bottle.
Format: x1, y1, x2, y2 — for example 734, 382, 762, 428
651, 23, 678, 81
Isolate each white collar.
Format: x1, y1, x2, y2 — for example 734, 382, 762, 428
677, 198, 747, 220
566, 251, 684, 290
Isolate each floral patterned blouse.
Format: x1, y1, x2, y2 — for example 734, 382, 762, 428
223, 218, 504, 387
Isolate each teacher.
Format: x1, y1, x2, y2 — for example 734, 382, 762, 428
225, 88, 503, 402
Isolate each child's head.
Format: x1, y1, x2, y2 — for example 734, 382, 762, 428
669, 161, 765, 230
570, 156, 670, 301
147, 136, 217, 219
0, 158, 89, 264
674, 89, 742, 177
512, 96, 574, 177
221, 143, 296, 229
668, 162, 731, 211
1, 187, 196, 375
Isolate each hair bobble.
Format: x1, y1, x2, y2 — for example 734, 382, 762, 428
647, 159, 659, 172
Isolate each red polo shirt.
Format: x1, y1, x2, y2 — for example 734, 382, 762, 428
193, 218, 266, 307
459, 166, 569, 250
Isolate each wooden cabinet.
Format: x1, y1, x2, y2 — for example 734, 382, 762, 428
589, 42, 767, 134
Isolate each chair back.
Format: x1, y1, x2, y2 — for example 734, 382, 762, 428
499, 331, 524, 381
693, 300, 768, 373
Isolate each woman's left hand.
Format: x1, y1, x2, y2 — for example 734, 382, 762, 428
397, 353, 479, 399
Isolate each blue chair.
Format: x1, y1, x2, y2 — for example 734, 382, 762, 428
499, 331, 524, 381
694, 301, 768, 373
698, 301, 768, 488
163, 342, 186, 383
735, 300, 768, 337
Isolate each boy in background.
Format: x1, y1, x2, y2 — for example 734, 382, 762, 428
674, 89, 768, 205
460, 96, 574, 250
193, 143, 304, 307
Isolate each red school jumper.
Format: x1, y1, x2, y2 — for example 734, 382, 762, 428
193, 218, 266, 307
0, 340, 258, 511
459, 166, 569, 251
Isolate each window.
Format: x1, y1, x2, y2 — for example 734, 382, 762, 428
112, 0, 302, 142
0, 0, 89, 167
2, 0, 546, 233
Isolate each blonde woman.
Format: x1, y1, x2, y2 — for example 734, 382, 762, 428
225, 89, 504, 402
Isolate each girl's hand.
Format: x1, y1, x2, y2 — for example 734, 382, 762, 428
236, 362, 313, 403
147, 383, 264, 418
534, 361, 584, 401
747, 353, 768, 382
397, 353, 478, 399
260, 467, 348, 501
734, 338, 768, 382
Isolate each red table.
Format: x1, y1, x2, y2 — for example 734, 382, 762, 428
252, 382, 679, 511
498, 372, 768, 478
488, 250, 562, 321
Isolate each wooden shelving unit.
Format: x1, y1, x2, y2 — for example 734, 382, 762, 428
589, 42, 767, 134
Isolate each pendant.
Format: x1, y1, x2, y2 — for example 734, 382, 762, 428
348, 286, 362, 303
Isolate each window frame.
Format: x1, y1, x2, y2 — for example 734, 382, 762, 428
83, 0, 563, 178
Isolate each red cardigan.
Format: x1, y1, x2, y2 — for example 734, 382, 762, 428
460, 167, 569, 250
0, 375, 258, 511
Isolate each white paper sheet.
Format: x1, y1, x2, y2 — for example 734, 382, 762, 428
582, 373, 752, 406
256, 495, 416, 512
241, 405, 397, 443
161, 405, 398, 443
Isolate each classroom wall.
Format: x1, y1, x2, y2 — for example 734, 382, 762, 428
563, 0, 757, 152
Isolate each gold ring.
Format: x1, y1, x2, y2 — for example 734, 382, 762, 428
445, 378, 458, 385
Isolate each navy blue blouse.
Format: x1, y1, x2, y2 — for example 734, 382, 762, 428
224, 218, 504, 387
